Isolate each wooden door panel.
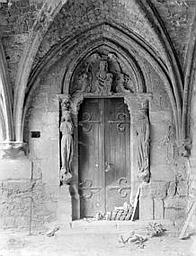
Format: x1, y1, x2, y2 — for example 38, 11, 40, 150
78, 98, 131, 218
104, 98, 131, 212
78, 99, 104, 217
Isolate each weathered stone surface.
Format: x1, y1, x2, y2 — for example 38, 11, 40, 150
0, 158, 31, 180
139, 197, 154, 220
140, 183, 151, 198
151, 0, 195, 68
56, 186, 72, 224
177, 181, 189, 196
154, 199, 164, 220
164, 196, 187, 209
150, 182, 167, 199
150, 165, 176, 182
167, 182, 177, 197
165, 208, 186, 223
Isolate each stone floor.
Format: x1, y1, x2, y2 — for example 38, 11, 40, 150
0, 222, 195, 256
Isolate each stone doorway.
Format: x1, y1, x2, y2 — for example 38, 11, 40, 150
78, 97, 131, 218
59, 48, 151, 221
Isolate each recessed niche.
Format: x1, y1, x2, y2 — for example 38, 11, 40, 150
31, 131, 41, 138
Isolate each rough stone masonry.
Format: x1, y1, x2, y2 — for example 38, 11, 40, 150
0, 0, 195, 233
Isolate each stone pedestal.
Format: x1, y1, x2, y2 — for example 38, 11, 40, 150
56, 185, 72, 228
139, 196, 154, 220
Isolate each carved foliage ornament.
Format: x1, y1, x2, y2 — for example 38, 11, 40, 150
70, 52, 135, 97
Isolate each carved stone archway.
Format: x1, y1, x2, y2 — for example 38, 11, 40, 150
58, 47, 152, 220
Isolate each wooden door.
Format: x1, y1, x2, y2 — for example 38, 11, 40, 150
78, 98, 130, 218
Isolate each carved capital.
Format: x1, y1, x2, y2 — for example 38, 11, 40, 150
70, 93, 85, 115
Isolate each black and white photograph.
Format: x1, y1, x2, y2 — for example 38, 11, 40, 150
0, 0, 195, 255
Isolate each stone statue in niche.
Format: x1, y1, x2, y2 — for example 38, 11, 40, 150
136, 112, 150, 183
60, 98, 74, 185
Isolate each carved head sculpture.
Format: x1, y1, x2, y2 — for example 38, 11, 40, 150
62, 110, 72, 122
99, 60, 108, 79
61, 97, 70, 111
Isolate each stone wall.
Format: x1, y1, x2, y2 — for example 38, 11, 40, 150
0, 0, 194, 230
21, 52, 188, 229
138, 63, 189, 226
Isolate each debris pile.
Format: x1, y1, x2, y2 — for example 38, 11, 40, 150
95, 202, 134, 221
119, 232, 148, 249
118, 222, 166, 249
146, 222, 166, 237
46, 226, 60, 237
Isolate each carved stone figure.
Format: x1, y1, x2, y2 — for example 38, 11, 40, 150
77, 64, 92, 93
61, 96, 71, 113
136, 113, 150, 183
116, 73, 133, 93
160, 122, 176, 163
95, 60, 113, 95
60, 107, 74, 185
71, 51, 136, 96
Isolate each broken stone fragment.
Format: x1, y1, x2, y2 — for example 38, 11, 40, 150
46, 226, 60, 237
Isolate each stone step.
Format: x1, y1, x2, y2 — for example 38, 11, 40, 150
70, 219, 175, 234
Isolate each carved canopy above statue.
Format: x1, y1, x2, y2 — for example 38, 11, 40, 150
69, 51, 136, 97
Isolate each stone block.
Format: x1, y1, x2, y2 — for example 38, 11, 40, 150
150, 145, 167, 165
177, 181, 188, 196
44, 112, 59, 126
150, 182, 167, 199
167, 182, 176, 197
164, 208, 177, 221
154, 199, 164, 219
0, 158, 31, 180
47, 95, 59, 112
150, 165, 175, 182
41, 141, 59, 185
164, 196, 187, 209
56, 186, 72, 224
32, 159, 42, 179
149, 111, 172, 123
32, 92, 48, 110
139, 197, 154, 220
165, 208, 186, 222
140, 183, 151, 198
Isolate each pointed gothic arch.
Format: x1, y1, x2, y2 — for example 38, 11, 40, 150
14, 0, 183, 148
22, 22, 181, 147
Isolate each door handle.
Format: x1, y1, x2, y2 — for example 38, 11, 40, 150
105, 161, 112, 172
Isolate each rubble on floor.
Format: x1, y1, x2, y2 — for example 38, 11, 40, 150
118, 222, 167, 249
95, 202, 134, 221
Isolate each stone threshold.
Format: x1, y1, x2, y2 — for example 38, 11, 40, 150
70, 219, 175, 233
